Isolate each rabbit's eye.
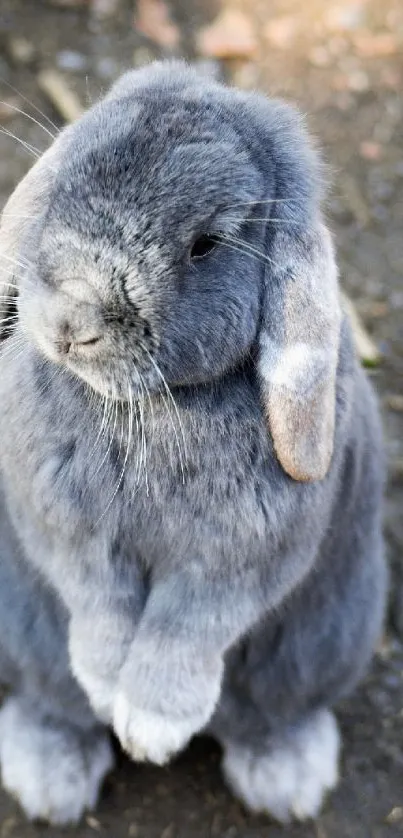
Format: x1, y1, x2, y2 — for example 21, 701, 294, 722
190, 234, 219, 260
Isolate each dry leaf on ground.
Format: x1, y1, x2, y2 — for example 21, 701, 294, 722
341, 291, 381, 365
196, 9, 257, 60
37, 69, 84, 122
353, 31, 399, 57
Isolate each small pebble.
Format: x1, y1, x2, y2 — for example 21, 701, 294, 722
8, 36, 35, 65
336, 91, 354, 111
57, 49, 88, 72
386, 807, 403, 824
91, 0, 122, 18
347, 70, 369, 92
359, 141, 383, 161
324, 2, 366, 32
380, 67, 400, 89
95, 56, 120, 79
328, 35, 348, 56
309, 46, 332, 67
385, 395, 403, 412
86, 815, 102, 830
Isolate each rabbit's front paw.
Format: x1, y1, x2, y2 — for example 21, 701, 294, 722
69, 613, 136, 724
113, 695, 207, 765
113, 658, 223, 765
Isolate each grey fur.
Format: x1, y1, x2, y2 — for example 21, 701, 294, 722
0, 61, 386, 823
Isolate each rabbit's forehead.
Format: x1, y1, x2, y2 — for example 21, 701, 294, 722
63, 94, 256, 195
52, 98, 262, 238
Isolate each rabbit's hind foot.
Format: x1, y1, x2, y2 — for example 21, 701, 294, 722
0, 696, 114, 825
222, 708, 340, 823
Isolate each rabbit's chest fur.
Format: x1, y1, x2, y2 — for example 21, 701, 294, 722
0, 342, 306, 580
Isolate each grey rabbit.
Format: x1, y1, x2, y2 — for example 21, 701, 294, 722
0, 60, 387, 825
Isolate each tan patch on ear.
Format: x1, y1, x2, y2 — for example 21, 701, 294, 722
259, 224, 341, 482
266, 380, 335, 482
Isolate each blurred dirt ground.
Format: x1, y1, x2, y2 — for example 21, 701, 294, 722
0, 0, 403, 835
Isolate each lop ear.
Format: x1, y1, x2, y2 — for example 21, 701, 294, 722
258, 221, 341, 482
0, 134, 66, 339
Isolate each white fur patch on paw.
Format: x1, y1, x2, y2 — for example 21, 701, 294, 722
113, 693, 208, 766
222, 710, 340, 823
0, 698, 114, 825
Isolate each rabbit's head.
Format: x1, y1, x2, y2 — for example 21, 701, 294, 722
0, 61, 341, 482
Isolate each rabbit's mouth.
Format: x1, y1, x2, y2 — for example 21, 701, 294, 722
18, 288, 158, 403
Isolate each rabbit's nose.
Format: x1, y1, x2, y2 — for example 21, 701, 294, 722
58, 320, 101, 354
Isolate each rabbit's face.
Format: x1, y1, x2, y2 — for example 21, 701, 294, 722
18, 87, 266, 400
5, 62, 341, 482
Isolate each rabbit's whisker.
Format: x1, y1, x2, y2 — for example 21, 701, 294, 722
0, 282, 21, 292
225, 217, 302, 225
226, 198, 298, 209
92, 393, 118, 482
127, 381, 139, 497
0, 252, 32, 271
92, 393, 110, 456
137, 377, 148, 494
1, 213, 44, 219
132, 378, 144, 486
218, 238, 267, 268
219, 234, 284, 272
96, 391, 133, 524
132, 387, 142, 488
0, 315, 19, 324
0, 334, 27, 362
35, 364, 62, 399
0, 77, 59, 132
0, 267, 32, 281
0, 348, 25, 366
0, 102, 56, 140
138, 370, 154, 495
0, 127, 42, 159
144, 349, 187, 483
139, 369, 155, 446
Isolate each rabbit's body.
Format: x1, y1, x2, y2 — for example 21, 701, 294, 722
0, 61, 386, 824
